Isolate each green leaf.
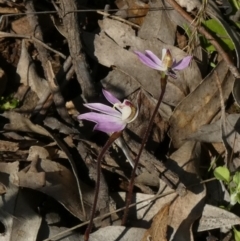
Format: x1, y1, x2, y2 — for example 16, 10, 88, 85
228, 0, 240, 13
0, 96, 19, 110
233, 172, 240, 186
233, 226, 240, 241
201, 19, 235, 52
214, 166, 230, 183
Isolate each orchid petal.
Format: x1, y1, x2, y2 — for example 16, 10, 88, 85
102, 89, 121, 105
161, 48, 167, 61
78, 112, 126, 133
145, 50, 162, 66
84, 103, 121, 118
134, 51, 165, 70
94, 119, 126, 133
172, 56, 192, 70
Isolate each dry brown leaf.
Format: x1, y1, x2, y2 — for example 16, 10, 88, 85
11, 16, 32, 35
1, 111, 51, 137
9, 190, 42, 241
187, 114, 240, 161
169, 61, 234, 148
0, 182, 7, 195
198, 204, 240, 232
0, 68, 7, 96
141, 203, 170, 241
87, 226, 146, 241
0, 162, 41, 241
11, 156, 84, 219
10, 156, 85, 220
139, 0, 176, 45
115, 0, 149, 25
175, 0, 200, 12
0, 140, 18, 152
44, 117, 79, 135
0, 162, 19, 174
10, 171, 46, 189
167, 141, 206, 241
16, 40, 50, 108
9, 146, 91, 221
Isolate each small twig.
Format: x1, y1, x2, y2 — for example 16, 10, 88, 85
0, 7, 173, 18
166, 0, 240, 79
121, 76, 168, 225
84, 131, 122, 241
0, 31, 66, 59
97, 10, 140, 28
59, 0, 96, 101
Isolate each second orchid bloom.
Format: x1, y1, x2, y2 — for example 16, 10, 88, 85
134, 48, 192, 78
78, 90, 138, 134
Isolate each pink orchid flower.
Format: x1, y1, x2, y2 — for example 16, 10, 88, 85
78, 90, 138, 133
134, 48, 192, 78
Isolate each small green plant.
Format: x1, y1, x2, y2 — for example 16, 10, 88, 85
0, 96, 19, 111
214, 166, 240, 205
233, 226, 240, 241
200, 19, 235, 52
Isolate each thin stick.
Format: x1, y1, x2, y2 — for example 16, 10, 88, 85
121, 76, 168, 225
0, 31, 66, 59
166, 0, 240, 79
84, 131, 122, 241
96, 10, 140, 28
0, 7, 173, 18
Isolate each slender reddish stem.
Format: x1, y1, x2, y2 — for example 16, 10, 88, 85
121, 76, 167, 225
84, 131, 122, 241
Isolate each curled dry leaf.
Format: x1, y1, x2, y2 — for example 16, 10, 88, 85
169, 61, 234, 148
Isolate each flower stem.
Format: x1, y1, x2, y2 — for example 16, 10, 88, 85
84, 131, 122, 241
121, 76, 168, 225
